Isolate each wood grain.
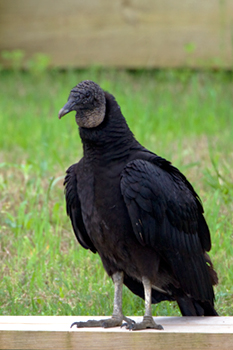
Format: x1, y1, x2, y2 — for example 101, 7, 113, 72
0, 316, 233, 350
0, 0, 232, 68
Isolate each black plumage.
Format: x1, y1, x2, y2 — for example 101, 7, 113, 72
58, 80, 218, 330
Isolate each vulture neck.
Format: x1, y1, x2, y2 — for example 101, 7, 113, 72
79, 92, 140, 163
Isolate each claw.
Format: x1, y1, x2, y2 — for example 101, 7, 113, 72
121, 317, 136, 329
70, 322, 78, 328
122, 316, 163, 331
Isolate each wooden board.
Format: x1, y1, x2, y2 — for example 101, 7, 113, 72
0, 0, 232, 68
0, 316, 233, 350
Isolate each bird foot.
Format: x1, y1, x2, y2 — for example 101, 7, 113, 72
71, 315, 124, 329
122, 315, 163, 331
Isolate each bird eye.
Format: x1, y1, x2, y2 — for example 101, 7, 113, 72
85, 91, 91, 98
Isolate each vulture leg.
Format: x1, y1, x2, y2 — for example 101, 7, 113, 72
71, 271, 133, 328
123, 277, 163, 330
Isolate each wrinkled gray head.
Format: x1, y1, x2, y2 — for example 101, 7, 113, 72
58, 80, 106, 128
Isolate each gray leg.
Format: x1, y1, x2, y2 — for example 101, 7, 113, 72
112, 270, 123, 317
71, 271, 132, 328
123, 276, 163, 330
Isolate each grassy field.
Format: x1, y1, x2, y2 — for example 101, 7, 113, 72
0, 68, 232, 317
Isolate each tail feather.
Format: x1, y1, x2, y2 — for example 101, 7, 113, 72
177, 295, 218, 316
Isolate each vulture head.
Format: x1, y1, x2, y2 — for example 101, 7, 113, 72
58, 80, 106, 128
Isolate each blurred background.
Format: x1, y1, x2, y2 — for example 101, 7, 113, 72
0, 0, 232, 69
0, 0, 232, 317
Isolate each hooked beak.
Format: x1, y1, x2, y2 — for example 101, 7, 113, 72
58, 101, 75, 119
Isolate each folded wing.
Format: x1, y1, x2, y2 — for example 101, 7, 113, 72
121, 158, 214, 303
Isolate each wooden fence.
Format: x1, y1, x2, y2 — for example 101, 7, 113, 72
0, 0, 233, 68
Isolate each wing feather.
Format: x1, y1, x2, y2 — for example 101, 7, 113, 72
64, 163, 96, 253
121, 158, 214, 302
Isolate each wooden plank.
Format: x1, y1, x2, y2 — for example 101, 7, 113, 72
0, 0, 232, 68
0, 316, 233, 350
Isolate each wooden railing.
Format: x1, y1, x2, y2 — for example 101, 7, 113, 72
0, 316, 233, 350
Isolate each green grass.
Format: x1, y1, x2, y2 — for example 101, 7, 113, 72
0, 68, 232, 316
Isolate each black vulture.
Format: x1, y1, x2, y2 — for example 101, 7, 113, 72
58, 80, 218, 330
